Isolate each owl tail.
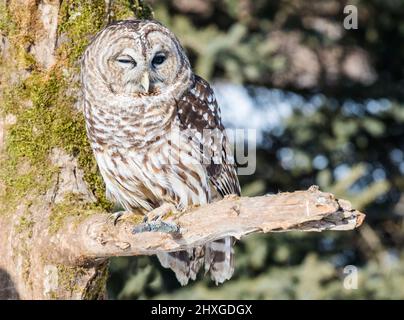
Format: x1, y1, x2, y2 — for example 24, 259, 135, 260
156, 236, 235, 286
204, 236, 235, 284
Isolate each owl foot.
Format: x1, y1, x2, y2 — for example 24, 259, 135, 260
132, 203, 181, 234
132, 220, 180, 234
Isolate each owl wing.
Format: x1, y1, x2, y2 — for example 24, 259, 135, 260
176, 75, 240, 198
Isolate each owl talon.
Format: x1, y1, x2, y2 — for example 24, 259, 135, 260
107, 211, 125, 226
144, 203, 178, 222
132, 221, 180, 234
107, 210, 143, 226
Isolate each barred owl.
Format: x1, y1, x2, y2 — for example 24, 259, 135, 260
81, 20, 240, 285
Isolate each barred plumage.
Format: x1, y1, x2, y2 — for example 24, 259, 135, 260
81, 20, 240, 285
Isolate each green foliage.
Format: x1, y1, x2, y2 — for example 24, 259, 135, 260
154, 4, 283, 82
107, 0, 404, 300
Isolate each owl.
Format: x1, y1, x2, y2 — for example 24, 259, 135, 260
81, 20, 240, 285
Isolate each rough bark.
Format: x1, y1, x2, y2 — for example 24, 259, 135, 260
0, 179, 365, 299
0, 1, 365, 300
44, 186, 365, 265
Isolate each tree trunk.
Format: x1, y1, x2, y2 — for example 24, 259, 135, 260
0, 0, 154, 300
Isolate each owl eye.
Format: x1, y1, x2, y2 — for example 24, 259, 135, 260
152, 53, 166, 67
116, 55, 136, 67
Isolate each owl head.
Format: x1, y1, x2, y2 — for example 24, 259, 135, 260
81, 20, 192, 101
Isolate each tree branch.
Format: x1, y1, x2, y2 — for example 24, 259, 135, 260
49, 186, 365, 266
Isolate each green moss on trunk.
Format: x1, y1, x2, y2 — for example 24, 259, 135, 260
1, 1, 153, 217
0, 0, 153, 299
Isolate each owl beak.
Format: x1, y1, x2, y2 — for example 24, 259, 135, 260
140, 72, 150, 93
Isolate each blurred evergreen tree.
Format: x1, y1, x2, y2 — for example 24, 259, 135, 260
107, 0, 404, 299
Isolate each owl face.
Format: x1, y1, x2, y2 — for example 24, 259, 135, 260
83, 20, 191, 98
